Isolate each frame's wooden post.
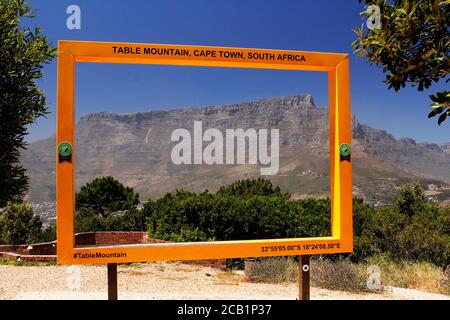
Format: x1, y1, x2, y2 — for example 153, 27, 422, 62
107, 263, 118, 300
298, 255, 311, 300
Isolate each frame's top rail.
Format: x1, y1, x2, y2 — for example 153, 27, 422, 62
58, 40, 348, 72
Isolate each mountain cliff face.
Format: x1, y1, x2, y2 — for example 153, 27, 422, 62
21, 94, 450, 204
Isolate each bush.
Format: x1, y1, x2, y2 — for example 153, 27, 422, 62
244, 256, 368, 293
311, 258, 368, 292
75, 209, 101, 233
75, 208, 148, 233
145, 192, 331, 242
0, 202, 42, 245
244, 257, 297, 283
397, 203, 450, 266
68, 178, 448, 268
0, 218, 5, 245
352, 198, 380, 261
351, 184, 449, 267
372, 206, 409, 256
39, 224, 56, 243
168, 226, 212, 242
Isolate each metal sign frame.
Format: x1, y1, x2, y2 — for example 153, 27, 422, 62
56, 40, 352, 264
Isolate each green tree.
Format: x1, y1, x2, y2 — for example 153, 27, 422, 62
398, 202, 449, 265
0, 202, 42, 244
0, 217, 5, 244
0, 0, 56, 207
216, 178, 289, 198
74, 209, 101, 233
352, 198, 380, 261
39, 224, 56, 242
395, 182, 427, 217
353, 0, 449, 124
75, 176, 140, 218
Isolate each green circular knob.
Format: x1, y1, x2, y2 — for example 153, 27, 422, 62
339, 143, 351, 157
58, 142, 73, 157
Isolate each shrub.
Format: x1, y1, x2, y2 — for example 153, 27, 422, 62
396, 182, 427, 218
244, 257, 297, 283
75, 208, 147, 233
397, 203, 450, 266
352, 198, 380, 261
366, 255, 449, 294
351, 184, 449, 267
168, 226, 212, 242
311, 258, 368, 292
244, 256, 368, 293
0, 202, 42, 245
145, 192, 331, 242
0, 218, 4, 244
74, 209, 101, 233
371, 206, 409, 256
39, 224, 56, 242
69, 178, 448, 269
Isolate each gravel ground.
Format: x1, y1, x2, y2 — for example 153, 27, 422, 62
0, 262, 448, 300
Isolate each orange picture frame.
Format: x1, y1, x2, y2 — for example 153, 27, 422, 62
56, 41, 352, 264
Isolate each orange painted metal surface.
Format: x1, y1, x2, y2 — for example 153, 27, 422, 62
56, 41, 352, 264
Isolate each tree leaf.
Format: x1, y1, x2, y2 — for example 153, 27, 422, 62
429, 94, 440, 102
437, 112, 447, 125
428, 107, 443, 118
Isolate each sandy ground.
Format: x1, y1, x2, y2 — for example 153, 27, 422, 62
0, 262, 448, 300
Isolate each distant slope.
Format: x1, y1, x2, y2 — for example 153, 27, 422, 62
21, 94, 450, 204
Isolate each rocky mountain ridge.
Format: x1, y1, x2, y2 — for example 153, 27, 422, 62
21, 94, 450, 205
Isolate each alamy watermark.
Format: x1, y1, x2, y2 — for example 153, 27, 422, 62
367, 265, 382, 291
171, 121, 279, 175
366, 5, 381, 30
66, 266, 81, 291
66, 5, 81, 30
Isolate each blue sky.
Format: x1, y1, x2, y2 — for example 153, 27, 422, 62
25, 0, 448, 144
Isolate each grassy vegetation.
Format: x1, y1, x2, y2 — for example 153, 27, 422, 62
244, 257, 368, 293
214, 269, 243, 286
0, 258, 55, 267
2, 178, 447, 296
365, 255, 449, 295
243, 256, 449, 295
244, 257, 297, 283
311, 258, 368, 293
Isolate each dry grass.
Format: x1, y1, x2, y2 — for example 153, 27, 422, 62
120, 263, 145, 268
173, 265, 202, 272
243, 256, 449, 295
118, 270, 149, 276
244, 257, 297, 283
244, 257, 367, 292
214, 270, 244, 286
158, 274, 189, 281
366, 256, 449, 295
311, 258, 368, 293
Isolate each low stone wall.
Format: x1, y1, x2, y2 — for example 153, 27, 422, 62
75, 232, 147, 246
0, 232, 226, 269
0, 251, 56, 262
0, 241, 56, 256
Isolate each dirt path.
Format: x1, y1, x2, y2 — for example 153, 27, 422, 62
0, 262, 448, 300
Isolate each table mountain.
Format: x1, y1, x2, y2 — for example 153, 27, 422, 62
21, 94, 450, 204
